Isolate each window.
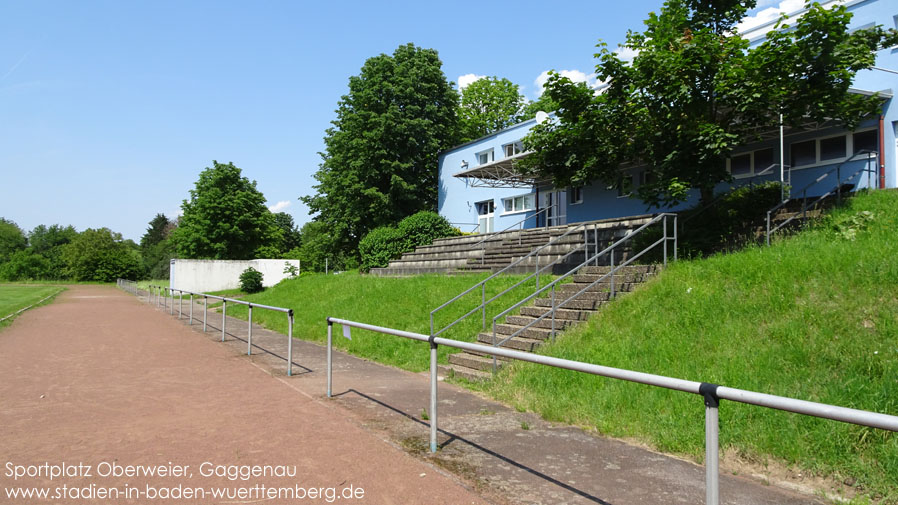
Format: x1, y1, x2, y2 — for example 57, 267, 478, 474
730, 153, 752, 177
568, 187, 583, 205
820, 135, 846, 161
503, 141, 523, 158
476, 149, 494, 165
853, 130, 877, 154
754, 148, 774, 173
728, 148, 775, 177
790, 140, 816, 167
502, 194, 535, 213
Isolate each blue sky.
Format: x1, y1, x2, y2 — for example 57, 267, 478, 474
1, 0, 780, 241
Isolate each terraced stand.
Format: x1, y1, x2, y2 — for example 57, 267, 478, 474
440, 264, 659, 381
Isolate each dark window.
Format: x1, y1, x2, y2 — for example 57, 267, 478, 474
476, 200, 494, 215
730, 153, 751, 176
853, 130, 877, 154
791, 140, 816, 167
754, 148, 774, 173
820, 136, 846, 161
568, 187, 583, 204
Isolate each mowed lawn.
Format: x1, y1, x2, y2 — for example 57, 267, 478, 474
0, 284, 65, 324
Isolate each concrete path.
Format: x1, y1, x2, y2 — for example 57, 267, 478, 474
142, 287, 830, 505
0, 285, 488, 505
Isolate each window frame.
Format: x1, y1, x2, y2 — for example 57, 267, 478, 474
503, 141, 523, 158
568, 186, 583, 205
476, 149, 495, 166
501, 193, 536, 215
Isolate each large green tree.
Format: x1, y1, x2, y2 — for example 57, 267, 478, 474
140, 213, 176, 279
458, 76, 527, 142
273, 212, 302, 254
172, 161, 282, 260
301, 43, 459, 257
524, 0, 898, 207
28, 224, 78, 278
0, 218, 27, 264
62, 228, 143, 282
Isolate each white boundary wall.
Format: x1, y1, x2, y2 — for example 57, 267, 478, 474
170, 259, 300, 293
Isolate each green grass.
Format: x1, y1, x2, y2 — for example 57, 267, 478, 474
137, 279, 168, 290
226, 271, 549, 371
478, 190, 898, 502
0, 284, 66, 327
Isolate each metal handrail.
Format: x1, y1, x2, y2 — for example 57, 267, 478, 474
490, 213, 676, 364
137, 283, 296, 376
765, 150, 878, 245
449, 222, 481, 234
429, 218, 602, 339
681, 163, 789, 229
325, 316, 898, 505
468, 205, 555, 266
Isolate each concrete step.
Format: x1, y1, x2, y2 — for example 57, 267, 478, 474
438, 364, 492, 382
534, 297, 607, 310
494, 323, 554, 340
579, 265, 659, 275
555, 281, 639, 294
448, 352, 506, 372
547, 289, 612, 302
572, 273, 648, 283
476, 333, 545, 352
520, 306, 595, 320
505, 315, 578, 329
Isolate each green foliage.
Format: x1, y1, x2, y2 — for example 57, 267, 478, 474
358, 226, 406, 272
296, 221, 343, 272
0, 249, 51, 281
829, 209, 877, 241
397, 211, 460, 252
524, 0, 898, 207
522, 91, 562, 118
458, 76, 527, 142
27, 224, 78, 278
282, 262, 299, 277
140, 214, 175, 280
301, 43, 459, 259
0, 218, 27, 264
485, 190, 898, 501
61, 228, 144, 282
273, 212, 302, 253
238, 267, 264, 294
172, 161, 281, 260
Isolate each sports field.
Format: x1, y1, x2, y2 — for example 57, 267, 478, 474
0, 284, 64, 324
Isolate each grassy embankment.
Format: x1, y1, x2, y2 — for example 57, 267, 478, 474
0, 284, 66, 328
479, 189, 897, 502
224, 190, 896, 501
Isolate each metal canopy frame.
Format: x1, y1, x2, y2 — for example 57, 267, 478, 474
453, 151, 542, 189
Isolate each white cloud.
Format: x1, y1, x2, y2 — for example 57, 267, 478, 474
614, 46, 639, 63
534, 69, 600, 96
268, 200, 291, 213
457, 73, 486, 90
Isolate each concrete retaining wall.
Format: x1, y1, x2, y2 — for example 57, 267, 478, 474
170, 259, 300, 293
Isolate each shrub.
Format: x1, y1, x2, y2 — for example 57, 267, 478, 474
239, 267, 264, 293
358, 226, 406, 272
397, 211, 460, 251
0, 250, 51, 281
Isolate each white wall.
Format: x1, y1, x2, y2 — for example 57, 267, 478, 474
170, 259, 300, 293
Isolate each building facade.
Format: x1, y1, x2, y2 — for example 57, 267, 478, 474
438, 0, 896, 233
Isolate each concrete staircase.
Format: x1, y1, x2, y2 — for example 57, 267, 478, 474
438, 264, 660, 381
370, 214, 654, 276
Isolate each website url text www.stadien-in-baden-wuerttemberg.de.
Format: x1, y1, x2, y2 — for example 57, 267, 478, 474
4, 461, 366, 503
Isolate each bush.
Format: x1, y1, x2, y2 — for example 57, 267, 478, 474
397, 211, 460, 251
239, 267, 264, 293
358, 226, 406, 272
0, 250, 51, 281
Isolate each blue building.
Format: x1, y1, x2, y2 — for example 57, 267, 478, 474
438, 0, 896, 233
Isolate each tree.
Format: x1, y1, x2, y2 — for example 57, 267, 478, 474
458, 77, 527, 142
301, 43, 459, 258
524, 0, 898, 207
61, 228, 143, 282
273, 212, 302, 254
0, 218, 27, 264
172, 161, 282, 260
28, 224, 78, 278
0, 250, 51, 281
140, 214, 175, 279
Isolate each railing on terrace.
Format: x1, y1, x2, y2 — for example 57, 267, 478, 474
324, 316, 898, 505
765, 149, 878, 245
448, 222, 480, 234
117, 281, 296, 376
467, 204, 557, 266
430, 213, 624, 341
487, 213, 676, 371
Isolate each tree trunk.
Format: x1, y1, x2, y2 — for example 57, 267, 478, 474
699, 186, 715, 206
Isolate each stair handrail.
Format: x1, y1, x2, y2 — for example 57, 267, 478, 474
488, 213, 676, 369
430, 218, 601, 339
765, 149, 878, 245
680, 163, 789, 230
467, 205, 555, 265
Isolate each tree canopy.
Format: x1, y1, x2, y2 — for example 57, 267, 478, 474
0, 218, 27, 264
61, 228, 143, 282
524, 0, 898, 207
172, 161, 281, 260
140, 213, 176, 279
458, 76, 528, 142
301, 43, 459, 257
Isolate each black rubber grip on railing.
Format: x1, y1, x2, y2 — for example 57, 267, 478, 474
700, 382, 720, 408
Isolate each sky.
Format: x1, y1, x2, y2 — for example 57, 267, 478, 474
0, 0, 787, 242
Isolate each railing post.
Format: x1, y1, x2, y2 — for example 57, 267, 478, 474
221, 300, 226, 342
429, 340, 439, 453
169, 289, 173, 315
189, 294, 193, 325
247, 305, 253, 356
481, 283, 486, 330
492, 320, 498, 374
535, 252, 539, 289
287, 311, 294, 377
837, 166, 842, 205
178, 291, 182, 319
551, 285, 556, 341
766, 211, 771, 247
663, 216, 668, 267
673, 215, 678, 261
326, 320, 333, 395
610, 249, 616, 299
701, 384, 720, 505
594, 223, 599, 266
203, 296, 207, 332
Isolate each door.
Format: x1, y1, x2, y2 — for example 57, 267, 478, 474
543, 190, 567, 227
476, 200, 495, 234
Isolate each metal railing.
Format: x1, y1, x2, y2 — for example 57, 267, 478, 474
430, 216, 619, 340
137, 283, 297, 376
765, 150, 878, 245
324, 316, 898, 505
488, 213, 676, 371
117, 279, 139, 295
468, 205, 555, 266
449, 222, 481, 234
